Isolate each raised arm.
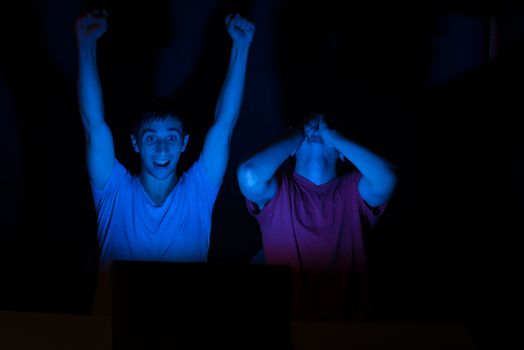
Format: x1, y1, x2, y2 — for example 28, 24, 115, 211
76, 10, 115, 190
201, 13, 255, 187
237, 129, 305, 209
318, 116, 397, 207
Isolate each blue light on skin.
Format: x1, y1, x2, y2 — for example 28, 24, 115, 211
131, 116, 189, 205
294, 115, 341, 186
294, 114, 396, 207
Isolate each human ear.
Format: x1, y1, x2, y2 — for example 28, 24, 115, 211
131, 134, 140, 153
181, 134, 189, 152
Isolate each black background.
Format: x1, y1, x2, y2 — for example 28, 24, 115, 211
0, 1, 522, 346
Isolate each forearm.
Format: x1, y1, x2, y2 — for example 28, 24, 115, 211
329, 132, 397, 190
214, 43, 250, 127
78, 43, 105, 129
239, 130, 304, 185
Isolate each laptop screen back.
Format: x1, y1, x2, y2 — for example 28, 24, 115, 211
111, 260, 292, 349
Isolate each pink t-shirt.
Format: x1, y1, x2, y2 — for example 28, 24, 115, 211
247, 171, 385, 321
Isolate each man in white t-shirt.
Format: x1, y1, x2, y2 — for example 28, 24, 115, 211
75, 10, 255, 269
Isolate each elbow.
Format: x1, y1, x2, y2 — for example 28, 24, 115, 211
380, 168, 399, 197
237, 162, 262, 191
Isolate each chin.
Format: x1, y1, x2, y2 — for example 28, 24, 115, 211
154, 173, 175, 181
149, 167, 176, 180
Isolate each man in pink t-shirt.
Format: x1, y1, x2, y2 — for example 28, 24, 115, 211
238, 115, 397, 321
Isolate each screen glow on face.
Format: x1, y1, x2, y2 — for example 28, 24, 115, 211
138, 117, 187, 180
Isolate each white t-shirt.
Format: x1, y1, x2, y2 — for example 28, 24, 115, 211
91, 158, 219, 268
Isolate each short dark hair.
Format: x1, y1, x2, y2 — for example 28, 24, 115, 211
132, 97, 188, 140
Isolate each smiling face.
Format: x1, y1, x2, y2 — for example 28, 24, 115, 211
131, 116, 189, 181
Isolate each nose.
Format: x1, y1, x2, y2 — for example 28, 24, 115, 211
155, 139, 169, 154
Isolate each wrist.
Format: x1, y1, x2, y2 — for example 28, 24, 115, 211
232, 41, 251, 52
78, 41, 97, 53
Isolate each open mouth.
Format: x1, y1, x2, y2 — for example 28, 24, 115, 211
153, 159, 171, 168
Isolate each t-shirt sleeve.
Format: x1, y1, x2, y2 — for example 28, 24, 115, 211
349, 171, 387, 228
90, 159, 130, 244
246, 198, 260, 216
91, 159, 129, 212
245, 174, 284, 226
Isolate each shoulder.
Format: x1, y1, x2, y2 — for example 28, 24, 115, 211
92, 159, 132, 193
179, 158, 220, 197
180, 158, 205, 183
340, 170, 362, 186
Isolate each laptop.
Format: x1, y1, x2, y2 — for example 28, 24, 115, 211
111, 260, 293, 350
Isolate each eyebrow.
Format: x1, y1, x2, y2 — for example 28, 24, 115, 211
142, 127, 182, 135
141, 128, 156, 135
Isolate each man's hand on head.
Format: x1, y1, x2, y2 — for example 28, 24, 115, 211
317, 116, 336, 145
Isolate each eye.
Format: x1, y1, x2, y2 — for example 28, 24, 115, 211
144, 135, 157, 143
167, 135, 178, 142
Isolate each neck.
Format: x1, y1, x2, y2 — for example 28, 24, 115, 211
295, 147, 337, 185
139, 171, 178, 205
